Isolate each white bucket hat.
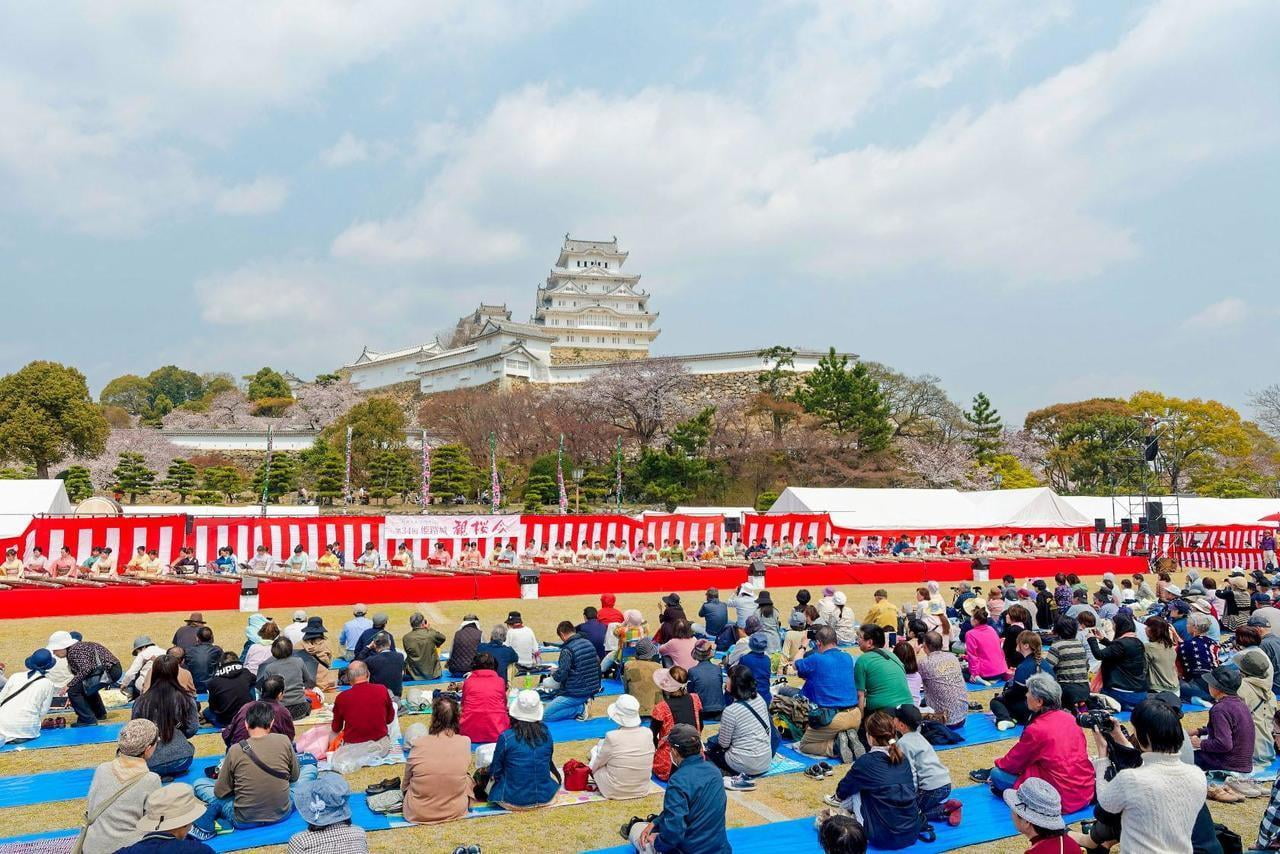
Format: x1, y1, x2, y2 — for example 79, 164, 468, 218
508, 689, 544, 723
47, 631, 76, 651
607, 694, 642, 728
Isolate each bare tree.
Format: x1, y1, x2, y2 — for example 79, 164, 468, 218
1252, 385, 1280, 437
572, 359, 691, 448
864, 362, 964, 441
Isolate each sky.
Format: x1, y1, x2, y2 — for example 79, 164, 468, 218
1, 0, 1277, 424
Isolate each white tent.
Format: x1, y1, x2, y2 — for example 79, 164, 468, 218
768, 486, 1092, 530
1061, 495, 1280, 527
120, 504, 322, 518
669, 506, 752, 519
0, 480, 73, 537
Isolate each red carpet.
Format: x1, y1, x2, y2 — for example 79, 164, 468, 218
0, 555, 1145, 619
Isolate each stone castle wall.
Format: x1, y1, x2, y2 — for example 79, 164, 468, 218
549, 347, 647, 366
674, 370, 801, 409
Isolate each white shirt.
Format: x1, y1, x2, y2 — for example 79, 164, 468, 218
121, 646, 165, 690
0, 671, 55, 743
505, 625, 540, 666
283, 622, 307, 645
1094, 752, 1206, 854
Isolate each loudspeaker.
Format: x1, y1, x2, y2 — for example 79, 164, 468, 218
1143, 436, 1159, 462
1120, 518, 1133, 533
1094, 518, 1107, 533
1151, 517, 1168, 534
1146, 501, 1163, 521
241, 576, 260, 596
971, 557, 991, 572
724, 517, 741, 534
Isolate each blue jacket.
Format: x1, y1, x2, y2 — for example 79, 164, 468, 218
835, 750, 923, 849
654, 754, 731, 853
354, 626, 395, 661
551, 633, 602, 699
475, 641, 519, 685
688, 661, 725, 715
116, 833, 214, 854
698, 599, 729, 637
739, 651, 773, 705
487, 727, 559, 807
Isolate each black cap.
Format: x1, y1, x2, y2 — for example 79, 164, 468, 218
668, 723, 702, 755
892, 703, 922, 729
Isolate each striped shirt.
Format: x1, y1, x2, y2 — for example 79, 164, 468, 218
1046, 639, 1089, 685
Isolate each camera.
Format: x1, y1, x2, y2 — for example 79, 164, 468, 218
1075, 708, 1115, 731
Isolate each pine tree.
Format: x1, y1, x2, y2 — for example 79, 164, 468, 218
793, 348, 893, 451
202, 466, 248, 502
111, 452, 156, 503
367, 449, 411, 504
59, 465, 95, 502
964, 392, 1004, 464
313, 452, 346, 505
163, 459, 199, 502
430, 444, 480, 501
252, 454, 298, 503
523, 474, 556, 507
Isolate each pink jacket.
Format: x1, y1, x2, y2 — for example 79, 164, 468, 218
964, 624, 1006, 679
994, 708, 1095, 813
459, 669, 510, 744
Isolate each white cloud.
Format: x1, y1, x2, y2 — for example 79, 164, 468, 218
1184, 297, 1248, 330
319, 132, 370, 167
214, 177, 288, 215
330, 1, 1279, 286
195, 264, 335, 325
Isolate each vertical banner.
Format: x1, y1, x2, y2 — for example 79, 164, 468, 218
557, 434, 568, 515
614, 435, 623, 511
489, 432, 501, 513
260, 426, 274, 516
420, 429, 430, 513
343, 425, 353, 507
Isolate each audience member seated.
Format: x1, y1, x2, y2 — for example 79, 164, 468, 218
287, 772, 368, 853
1178, 613, 1220, 706
340, 605, 372, 659
459, 653, 510, 744
1087, 613, 1150, 711
541, 620, 601, 722
205, 652, 254, 728
625, 724, 730, 854
855, 624, 911, 719
253, 637, 313, 721
623, 639, 664, 717
1044, 618, 1090, 709
699, 588, 729, 639
964, 608, 1006, 684
296, 618, 336, 692
651, 666, 703, 782
131, 656, 199, 780
1236, 639, 1277, 766
990, 631, 1049, 731
969, 673, 1094, 814
891, 704, 960, 825
446, 614, 483, 677
917, 631, 968, 728
0, 648, 56, 745
353, 614, 395, 662
793, 627, 861, 760
816, 813, 868, 854
122, 636, 165, 699
737, 632, 775, 706
485, 690, 559, 809
604, 610, 648, 678
221, 675, 293, 747
193, 701, 315, 837
475, 625, 519, 685
705, 666, 772, 790
243, 619, 279, 676
1003, 778, 1082, 854
146, 646, 197, 697
659, 619, 698, 670
1070, 697, 1206, 853
117, 783, 215, 853
171, 613, 205, 652
183, 627, 221, 695
504, 611, 542, 673
825, 710, 931, 850
402, 612, 446, 680
588, 694, 656, 800
687, 640, 725, 720
400, 696, 473, 824
330, 661, 395, 770
597, 593, 624, 627
577, 607, 609, 660
364, 633, 406, 698
1191, 665, 1256, 773
82, 720, 164, 854
862, 590, 899, 632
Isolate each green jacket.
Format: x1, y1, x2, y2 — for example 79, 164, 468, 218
402, 628, 447, 680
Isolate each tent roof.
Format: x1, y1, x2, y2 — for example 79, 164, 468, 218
669, 506, 751, 518
769, 486, 1091, 530
120, 505, 322, 518
1060, 495, 1280, 528
0, 480, 73, 537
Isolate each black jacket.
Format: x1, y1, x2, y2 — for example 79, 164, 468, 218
366, 650, 406, 697
1088, 635, 1149, 693
206, 664, 255, 723
185, 643, 223, 693
447, 624, 483, 675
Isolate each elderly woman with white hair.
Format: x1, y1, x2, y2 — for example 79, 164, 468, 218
969, 673, 1095, 815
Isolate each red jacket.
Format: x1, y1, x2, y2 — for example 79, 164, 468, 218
598, 595, 624, 627
331, 681, 394, 745
460, 669, 511, 744
994, 708, 1095, 813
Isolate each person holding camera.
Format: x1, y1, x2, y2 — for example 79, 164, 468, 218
1086, 613, 1149, 711
1069, 697, 1207, 853
968, 673, 1094, 814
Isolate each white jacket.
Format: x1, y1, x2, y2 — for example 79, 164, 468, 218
0, 671, 55, 743
121, 645, 164, 691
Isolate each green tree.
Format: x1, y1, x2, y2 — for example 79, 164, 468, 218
1129, 391, 1252, 494
315, 373, 341, 386
986, 454, 1039, 489
163, 459, 199, 502
321, 398, 407, 485
246, 367, 293, 401
312, 451, 346, 505
202, 466, 248, 502
145, 366, 205, 407
141, 392, 174, 427
367, 449, 413, 504
0, 466, 32, 479
631, 408, 721, 510
111, 452, 156, 503
58, 465, 95, 502
756, 345, 797, 440
99, 374, 152, 414
0, 361, 109, 478
963, 392, 1003, 463
1024, 398, 1135, 491
430, 444, 481, 501
793, 349, 892, 451
755, 490, 779, 512
523, 474, 556, 507
253, 454, 298, 503
1053, 413, 1148, 494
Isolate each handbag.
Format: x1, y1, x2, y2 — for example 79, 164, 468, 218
72, 773, 146, 854
561, 758, 596, 792
1215, 823, 1243, 854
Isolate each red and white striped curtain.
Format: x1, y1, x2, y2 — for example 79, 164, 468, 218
22, 515, 187, 565
742, 513, 832, 547
641, 514, 727, 548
